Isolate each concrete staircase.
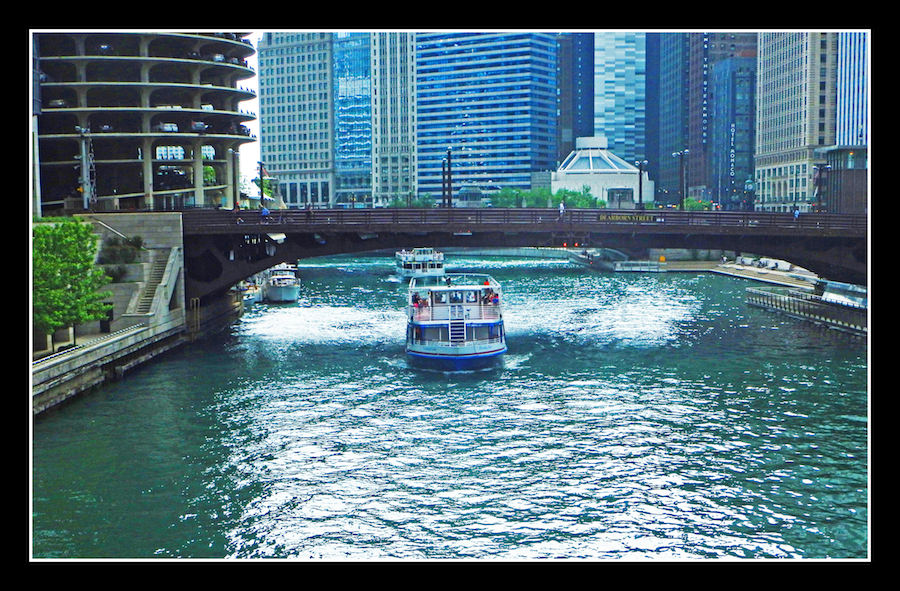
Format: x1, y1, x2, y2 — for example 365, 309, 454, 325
136, 249, 169, 314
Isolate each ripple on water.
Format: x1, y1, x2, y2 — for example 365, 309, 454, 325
32, 260, 867, 560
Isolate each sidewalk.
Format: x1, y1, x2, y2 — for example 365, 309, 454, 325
33, 331, 126, 362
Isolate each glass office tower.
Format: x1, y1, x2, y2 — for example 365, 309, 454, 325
415, 32, 558, 199
593, 32, 646, 165
710, 56, 757, 209
836, 31, 868, 147
333, 32, 372, 206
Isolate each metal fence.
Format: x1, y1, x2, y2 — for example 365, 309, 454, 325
181, 208, 867, 236
746, 287, 867, 335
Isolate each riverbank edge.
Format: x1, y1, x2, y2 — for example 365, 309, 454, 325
440, 246, 819, 290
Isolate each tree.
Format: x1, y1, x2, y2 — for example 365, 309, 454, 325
684, 198, 713, 211
33, 219, 112, 347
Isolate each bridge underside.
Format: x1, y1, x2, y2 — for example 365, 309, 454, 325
184, 228, 866, 302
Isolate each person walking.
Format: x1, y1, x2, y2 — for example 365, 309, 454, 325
558, 201, 566, 221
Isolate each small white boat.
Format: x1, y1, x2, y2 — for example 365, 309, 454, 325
396, 247, 446, 278
242, 283, 262, 304
406, 273, 507, 370
263, 263, 301, 303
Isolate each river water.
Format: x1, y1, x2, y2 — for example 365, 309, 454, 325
31, 254, 869, 560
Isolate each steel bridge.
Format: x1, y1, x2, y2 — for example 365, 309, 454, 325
181, 208, 867, 301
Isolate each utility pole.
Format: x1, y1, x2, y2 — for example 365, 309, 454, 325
672, 150, 689, 210
76, 126, 95, 211
444, 147, 453, 207
635, 159, 648, 210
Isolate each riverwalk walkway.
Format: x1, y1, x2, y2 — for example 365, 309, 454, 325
663, 260, 818, 289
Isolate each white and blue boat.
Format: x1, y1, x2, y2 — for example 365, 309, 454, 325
405, 273, 507, 370
396, 247, 446, 278
263, 263, 301, 303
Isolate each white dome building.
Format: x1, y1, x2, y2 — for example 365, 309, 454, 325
552, 137, 654, 209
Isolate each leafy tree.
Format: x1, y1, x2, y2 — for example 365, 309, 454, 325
684, 198, 713, 211
490, 187, 524, 208
33, 219, 112, 347
388, 194, 435, 208
254, 177, 275, 199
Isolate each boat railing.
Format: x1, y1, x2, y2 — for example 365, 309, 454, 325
408, 335, 505, 348
411, 302, 502, 322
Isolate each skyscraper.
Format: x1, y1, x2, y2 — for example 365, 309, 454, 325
333, 32, 372, 206
754, 32, 839, 212
686, 32, 757, 200
836, 31, 868, 147
371, 32, 417, 204
415, 32, 558, 199
258, 32, 334, 207
710, 56, 757, 209
657, 33, 690, 204
593, 32, 646, 164
817, 31, 868, 214
556, 33, 595, 165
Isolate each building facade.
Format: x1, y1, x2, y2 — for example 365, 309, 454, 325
686, 33, 757, 201
556, 33, 595, 165
333, 32, 372, 207
258, 32, 335, 208
371, 32, 417, 205
656, 33, 690, 205
415, 32, 558, 199
816, 31, 869, 214
710, 56, 757, 209
754, 32, 839, 212
34, 32, 257, 215
593, 32, 646, 165
552, 136, 654, 209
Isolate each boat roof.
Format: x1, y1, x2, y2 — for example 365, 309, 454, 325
398, 247, 439, 254
409, 273, 500, 291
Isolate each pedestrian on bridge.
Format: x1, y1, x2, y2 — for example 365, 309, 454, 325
559, 201, 566, 221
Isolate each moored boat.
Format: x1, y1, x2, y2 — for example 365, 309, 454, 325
396, 247, 446, 278
263, 263, 301, 303
406, 273, 507, 370
242, 282, 262, 304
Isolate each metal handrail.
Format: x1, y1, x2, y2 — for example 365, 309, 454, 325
180, 207, 867, 235
32, 324, 147, 367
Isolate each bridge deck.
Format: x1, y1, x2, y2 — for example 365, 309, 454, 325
182, 208, 866, 237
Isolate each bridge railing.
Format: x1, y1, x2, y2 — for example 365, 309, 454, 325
181, 207, 867, 235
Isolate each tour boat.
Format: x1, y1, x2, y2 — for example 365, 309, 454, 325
406, 273, 507, 370
263, 263, 301, 303
396, 247, 446, 278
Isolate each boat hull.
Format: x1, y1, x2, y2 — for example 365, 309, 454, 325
406, 345, 506, 371
265, 285, 300, 302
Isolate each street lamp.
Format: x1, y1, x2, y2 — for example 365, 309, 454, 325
444, 147, 453, 208
672, 150, 689, 210
634, 160, 648, 210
